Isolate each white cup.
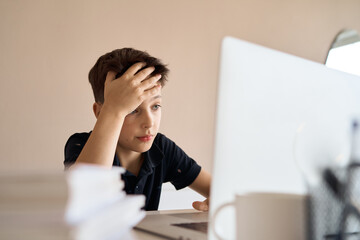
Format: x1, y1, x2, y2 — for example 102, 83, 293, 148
211, 192, 307, 240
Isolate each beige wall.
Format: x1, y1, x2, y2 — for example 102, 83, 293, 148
0, 0, 359, 173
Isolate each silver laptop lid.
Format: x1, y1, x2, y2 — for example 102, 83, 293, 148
209, 36, 360, 239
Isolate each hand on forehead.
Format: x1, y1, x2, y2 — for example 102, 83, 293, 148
103, 62, 162, 115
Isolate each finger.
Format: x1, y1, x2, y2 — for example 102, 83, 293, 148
192, 201, 209, 212
105, 71, 116, 86
140, 74, 162, 91
141, 84, 161, 100
123, 62, 147, 78
133, 66, 156, 83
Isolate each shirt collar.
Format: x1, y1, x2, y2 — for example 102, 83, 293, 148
143, 140, 164, 170
114, 137, 165, 176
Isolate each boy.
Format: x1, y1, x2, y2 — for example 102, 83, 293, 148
64, 48, 211, 211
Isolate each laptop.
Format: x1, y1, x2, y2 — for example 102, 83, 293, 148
134, 209, 208, 239
135, 36, 360, 240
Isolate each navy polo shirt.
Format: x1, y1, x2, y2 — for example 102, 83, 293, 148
64, 132, 201, 210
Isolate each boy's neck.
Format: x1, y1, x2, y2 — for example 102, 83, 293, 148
116, 148, 143, 176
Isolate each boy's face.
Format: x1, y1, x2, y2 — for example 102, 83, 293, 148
117, 90, 162, 154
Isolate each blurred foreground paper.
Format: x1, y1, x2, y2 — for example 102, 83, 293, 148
0, 165, 145, 240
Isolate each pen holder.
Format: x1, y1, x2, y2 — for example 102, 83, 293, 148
293, 120, 360, 240
306, 167, 360, 240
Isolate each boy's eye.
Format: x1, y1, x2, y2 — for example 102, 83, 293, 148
129, 109, 138, 115
152, 104, 161, 110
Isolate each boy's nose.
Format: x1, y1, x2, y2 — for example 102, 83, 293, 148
142, 111, 154, 129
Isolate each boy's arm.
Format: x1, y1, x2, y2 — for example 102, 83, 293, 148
71, 63, 161, 168
71, 104, 124, 167
189, 168, 211, 211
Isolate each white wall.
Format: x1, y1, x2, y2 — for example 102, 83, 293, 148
0, 0, 359, 176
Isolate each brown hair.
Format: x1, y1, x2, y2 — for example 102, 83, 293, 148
89, 48, 169, 103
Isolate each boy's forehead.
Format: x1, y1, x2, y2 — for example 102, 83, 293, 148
151, 88, 162, 100
140, 94, 162, 105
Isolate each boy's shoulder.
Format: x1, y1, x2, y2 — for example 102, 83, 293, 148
68, 131, 91, 141
65, 131, 91, 148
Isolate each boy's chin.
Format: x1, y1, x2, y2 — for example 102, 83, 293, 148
136, 146, 152, 153
134, 141, 154, 153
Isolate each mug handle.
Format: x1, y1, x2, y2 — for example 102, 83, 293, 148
210, 201, 235, 240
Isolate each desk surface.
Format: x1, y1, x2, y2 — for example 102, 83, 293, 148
130, 209, 207, 240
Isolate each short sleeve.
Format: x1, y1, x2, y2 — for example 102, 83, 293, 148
158, 134, 201, 190
63, 132, 90, 169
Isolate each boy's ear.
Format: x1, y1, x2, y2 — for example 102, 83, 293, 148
93, 102, 102, 119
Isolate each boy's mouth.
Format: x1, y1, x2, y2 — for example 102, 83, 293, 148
137, 135, 153, 142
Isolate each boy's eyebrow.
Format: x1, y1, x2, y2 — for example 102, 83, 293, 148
152, 95, 162, 100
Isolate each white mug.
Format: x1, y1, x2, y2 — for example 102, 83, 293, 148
211, 192, 307, 240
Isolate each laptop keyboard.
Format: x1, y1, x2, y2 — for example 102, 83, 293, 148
171, 222, 208, 233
